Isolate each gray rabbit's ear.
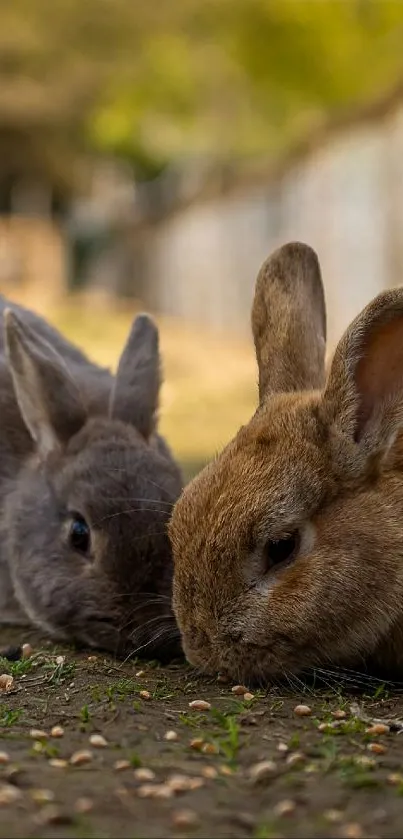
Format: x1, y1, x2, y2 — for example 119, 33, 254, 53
5, 309, 87, 457
110, 313, 161, 438
251, 242, 327, 403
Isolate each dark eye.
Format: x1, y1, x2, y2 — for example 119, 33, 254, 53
69, 514, 91, 555
263, 531, 299, 572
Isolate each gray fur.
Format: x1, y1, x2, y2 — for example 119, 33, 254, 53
0, 295, 182, 659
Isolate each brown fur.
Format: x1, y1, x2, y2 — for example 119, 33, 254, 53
169, 242, 403, 683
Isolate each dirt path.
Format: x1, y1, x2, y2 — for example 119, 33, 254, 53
1, 629, 403, 839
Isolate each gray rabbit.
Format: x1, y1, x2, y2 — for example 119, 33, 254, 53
0, 297, 183, 660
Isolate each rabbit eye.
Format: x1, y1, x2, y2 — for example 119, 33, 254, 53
263, 531, 299, 572
69, 514, 91, 555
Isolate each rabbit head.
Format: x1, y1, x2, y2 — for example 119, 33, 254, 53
170, 242, 403, 684
3, 309, 182, 660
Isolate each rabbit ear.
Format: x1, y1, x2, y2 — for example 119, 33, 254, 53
5, 309, 87, 457
321, 288, 403, 455
251, 242, 326, 403
110, 313, 161, 438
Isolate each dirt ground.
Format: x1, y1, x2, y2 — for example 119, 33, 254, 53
1, 630, 403, 838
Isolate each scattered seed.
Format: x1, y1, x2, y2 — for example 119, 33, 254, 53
155, 784, 175, 800
368, 743, 386, 755
70, 750, 93, 766
164, 730, 178, 742
340, 823, 364, 839
277, 742, 288, 754
355, 755, 375, 769
32, 742, 44, 754
388, 772, 403, 785
49, 759, 68, 769
202, 743, 219, 755
243, 692, 255, 702
30, 789, 55, 804
21, 643, 33, 659
286, 752, 305, 767
0, 784, 22, 805
0, 675, 14, 693
74, 797, 94, 814
30, 729, 48, 740
189, 700, 211, 711
0, 752, 10, 765
89, 734, 108, 748
366, 723, 390, 735
273, 799, 296, 817
136, 670, 146, 677
293, 704, 312, 717
167, 774, 204, 793
232, 685, 249, 696
318, 722, 330, 732
134, 767, 155, 782
190, 738, 204, 751
114, 760, 130, 772
331, 709, 347, 720
248, 760, 277, 782
55, 655, 65, 666
202, 766, 218, 779
87, 656, 97, 662
324, 809, 343, 823
139, 690, 151, 700
50, 726, 64, 738
220, 765, 234, 776
172, 809, 200, 830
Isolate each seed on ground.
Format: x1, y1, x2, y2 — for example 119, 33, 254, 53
273, 799, 296, 817
167, 774, 205, 793
74, 797, 94, 814
49, 759, 68, 769
277, 742, 288, 754
318, 722, 330, 732
114, 760, 130, 772
136, 670, 146, 677
30, 789, 55, 804
202, 766, 218, 779
232, 685, 249, 696
248, 760, 277, 782
0, 675, 14, 692
134, 767, 155, 782
243, 692, 255, 701
50, 726, 64, 738
340, 823, 364, 839
368, 742, 386, 755
190, 738, 204, 751
164, 730, 178, 742
55, 655, 65, 666
139, 690, 151, 700
89, 734, 108, 748
220, 765, 234, 776
323, 809, 343, 823
70, 750, 93, 766
189, 700, 211, 711
355, 755, 375, 769
172, 809, 200, 830
21, 643, 33, 659
0, 752, 10, 765
293, 704, 312, 717
286, 752, 305, 767
387, 772, 403, 785
331, 709, 347, 720
366, 723, 390, 735
0, 784, 22, 804
87, 656, 97, 662
30, 729, 48, 740
202, 742, 219, 755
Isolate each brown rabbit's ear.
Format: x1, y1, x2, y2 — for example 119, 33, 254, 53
321, 288, 403, 455
110, 313, 161, 438
251, 242, 326, 402
5, 309, 87, 457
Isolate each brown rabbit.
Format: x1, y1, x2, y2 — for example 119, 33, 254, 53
169, 241, 403, 684
0, 297, 182, 660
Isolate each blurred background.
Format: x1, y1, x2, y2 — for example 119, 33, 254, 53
1, 0, 403, 479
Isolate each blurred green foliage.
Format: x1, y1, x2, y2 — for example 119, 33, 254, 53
1, 0, 403, 178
